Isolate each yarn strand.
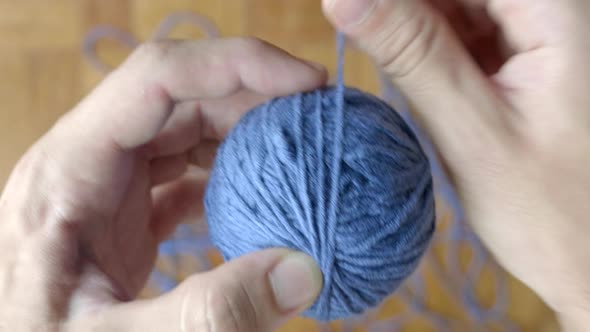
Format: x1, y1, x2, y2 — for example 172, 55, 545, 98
206, 29, 436, 321
323, 31, 347, 316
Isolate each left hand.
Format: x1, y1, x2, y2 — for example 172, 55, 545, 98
0, 37, 325, 331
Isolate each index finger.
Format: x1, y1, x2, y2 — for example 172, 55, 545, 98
70, 37, 327, 150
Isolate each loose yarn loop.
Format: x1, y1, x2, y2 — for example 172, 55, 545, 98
205, 34, 436, 321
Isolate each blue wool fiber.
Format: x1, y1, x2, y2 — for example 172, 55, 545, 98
204, 85, 436, 321
204, 32, 435, 321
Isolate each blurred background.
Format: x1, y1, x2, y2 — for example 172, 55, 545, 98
0, 1, 560, 331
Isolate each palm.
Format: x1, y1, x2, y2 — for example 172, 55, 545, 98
81, 158, 158, 302
66, 91, 274, 313
426, 0, 590, 308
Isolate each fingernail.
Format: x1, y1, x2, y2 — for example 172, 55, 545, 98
325, 0, 377, 27
269, 252, 323, 312
303, 59, 327, 73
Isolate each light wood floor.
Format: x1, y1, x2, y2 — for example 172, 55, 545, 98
0, 1, 559, 331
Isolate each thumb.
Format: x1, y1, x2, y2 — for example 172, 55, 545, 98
66, 249, 323, 332
323, 0, 506, 163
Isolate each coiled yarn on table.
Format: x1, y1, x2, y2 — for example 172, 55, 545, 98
205, 85, 436, 321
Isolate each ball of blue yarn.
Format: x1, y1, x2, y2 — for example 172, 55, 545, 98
204, 86, 435, 321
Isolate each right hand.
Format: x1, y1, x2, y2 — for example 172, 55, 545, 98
323, 0, 590, 330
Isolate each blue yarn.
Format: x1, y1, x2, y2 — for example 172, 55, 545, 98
83, 17, 517, 329
203, 31, 434, 321
205, 81, 436, 320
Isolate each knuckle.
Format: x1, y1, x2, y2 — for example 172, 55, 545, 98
3, 147, 61, 229
197, 279, 259, 332
371, 5, 439, 79
131, 40, 180, 65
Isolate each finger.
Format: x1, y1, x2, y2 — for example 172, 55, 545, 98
199, 89, 270, 140
147, 101, 202, 158
66, 249, 323, 332
148, 140, 218, 188
427, 0, 495, 44
147, 90, 266, 158
150, 168, 208, 242
188, 140, 219, 169
149, 154, 189, 186
323, 0, 507, 162
426, 0, 503, 74
67, 263, 124, 320
71, 37, 327, 150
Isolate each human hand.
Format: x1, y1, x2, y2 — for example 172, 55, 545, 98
0, 38, 325, 331
323, 0, 590, 330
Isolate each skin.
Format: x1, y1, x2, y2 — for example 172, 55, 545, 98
0, 38, 325, 331
323, 0, 590, 331
1, 0, 589, 331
